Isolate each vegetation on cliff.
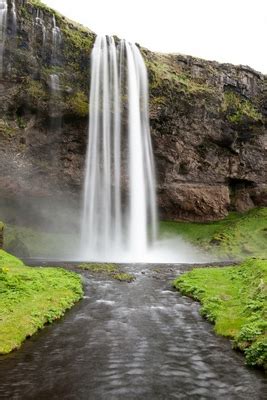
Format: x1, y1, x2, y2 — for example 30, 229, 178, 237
10, 0, 94, 118
222, 91, 262, 124
173, 259, 267, 370
0, 250, 83, 354
146, 53, 216, 95
160, 208, 267, 259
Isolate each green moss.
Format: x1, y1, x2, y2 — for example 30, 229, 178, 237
78, 263, 118, 274
61, 25, 93, 51
222, 91, 262, 124
0, 119, 16, 137
160, 208, 267, 259
77, 263, 135, 283
112, 273, 136, 282
147, 58, 215, 94
0, 250, 83, 354
67, 91, 89, 117
25, 78, 48, 109
28, 0, 62, 18
173, 258, 267, 369
16, 116, 27, 129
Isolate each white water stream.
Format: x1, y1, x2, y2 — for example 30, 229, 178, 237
0, 0, 7, 77
81, 36, 158, 262
80, 35, 208, 263
35, 9, 46, 45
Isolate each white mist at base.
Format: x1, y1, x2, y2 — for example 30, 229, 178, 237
78, 237, 209, 264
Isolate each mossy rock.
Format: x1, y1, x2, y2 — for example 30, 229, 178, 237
67, 91, 89, 117
222, 91, 263, 124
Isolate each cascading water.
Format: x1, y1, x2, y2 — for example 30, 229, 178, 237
49, 73, 62, 133
81, 35, 157, 262
0, 0, 7, 77
52, 15, 61, 64
50, 73, 60, 92
81, 35, 208, 263
35, 9, 46, 45
49, 16, 62, 132
10, 0, 16, 34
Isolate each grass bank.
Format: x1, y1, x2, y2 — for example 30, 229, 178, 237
0, 250, 83, 354
173, 259, 267, 370
160, 208, 267, 259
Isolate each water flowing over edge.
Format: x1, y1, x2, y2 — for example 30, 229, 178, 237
81, 35, 158, 262
0, 0, 7, 77
80, 35, 209, 264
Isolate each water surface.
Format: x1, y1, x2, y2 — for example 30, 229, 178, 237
0, 264, 266, 399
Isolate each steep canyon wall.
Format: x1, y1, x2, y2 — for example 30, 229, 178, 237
0, 0, 266, 224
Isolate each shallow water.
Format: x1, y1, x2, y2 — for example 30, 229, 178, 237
0, 264, 266, 400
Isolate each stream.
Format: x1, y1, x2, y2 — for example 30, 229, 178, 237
0, 263, 266, 399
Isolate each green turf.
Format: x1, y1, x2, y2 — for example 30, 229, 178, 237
160, 208, 267, 259
173, 259, 267, 370
77, 263, 135, 282
0, 250, 83, 354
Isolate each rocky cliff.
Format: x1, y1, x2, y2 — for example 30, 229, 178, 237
0, 0, 266, 223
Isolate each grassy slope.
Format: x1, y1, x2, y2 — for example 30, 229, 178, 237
0, 250, 83, 354
173, 259, 267, 369
160, 208, 267, 259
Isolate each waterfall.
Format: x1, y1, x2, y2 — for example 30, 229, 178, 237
35, 9, 46, 45
50, 73, 60, 92
49, 73, 62, 133
50, 16, 62, 134
81, 35, 158, 262
10, 0, 16, 33
0, 0, 7, 77
52, 15, 61, 64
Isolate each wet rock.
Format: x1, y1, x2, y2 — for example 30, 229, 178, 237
158, 184, 230, 221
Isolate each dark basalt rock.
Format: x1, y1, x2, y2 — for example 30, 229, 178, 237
0, 0, 266, 222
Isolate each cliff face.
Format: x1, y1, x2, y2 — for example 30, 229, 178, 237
147, 52, 267, 220
0, 0, 266, 223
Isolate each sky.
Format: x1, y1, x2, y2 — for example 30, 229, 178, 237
44, 0, 267, 73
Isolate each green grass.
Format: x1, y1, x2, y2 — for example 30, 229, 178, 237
78, 263, 118, 274
77, 263, 135, 282
0, 250, 83, 354
160, 208, 267, 259
173, 259, 267, 370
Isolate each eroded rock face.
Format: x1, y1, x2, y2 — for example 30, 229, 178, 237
146, 52, 267, 220
0, 0, 266, 222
